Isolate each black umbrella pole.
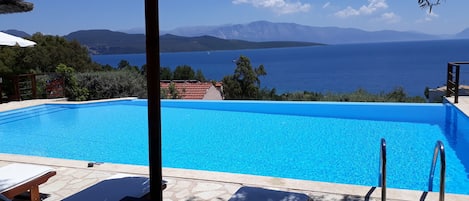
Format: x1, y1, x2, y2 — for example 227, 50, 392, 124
145, 0, 162, 200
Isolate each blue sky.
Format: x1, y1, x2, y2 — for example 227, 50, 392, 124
2, 0, 468, 36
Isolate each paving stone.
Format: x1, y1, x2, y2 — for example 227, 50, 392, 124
194, 190, 227, 200
174, 189, 191, 199
192, 182, 223, 192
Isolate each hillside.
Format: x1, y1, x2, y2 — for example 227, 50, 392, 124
159, 34, 322, 52
65, 30, 146, 54
456, 28, 469, 38
163, 20, 440, 44
64, 30, 322, 55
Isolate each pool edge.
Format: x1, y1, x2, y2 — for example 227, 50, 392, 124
0, 153, 467, 201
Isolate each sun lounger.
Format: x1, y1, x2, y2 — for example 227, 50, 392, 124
229, 186, 311, 201
0, 163, 56, 201
62, 173, 151, 201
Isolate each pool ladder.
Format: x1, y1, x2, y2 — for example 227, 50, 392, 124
428, 141, 446, 201
378, 139, 446, 201
379, 139, 386, 201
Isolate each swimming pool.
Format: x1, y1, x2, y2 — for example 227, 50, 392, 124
0, 99, 468, 195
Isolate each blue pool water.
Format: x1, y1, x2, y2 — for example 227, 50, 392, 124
0, 100, 469, 195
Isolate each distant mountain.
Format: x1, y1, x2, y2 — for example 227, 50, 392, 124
64, 30, 322, 55
2, 29, 31, 38
118, 27, 146, 34
455, 28, 469, 38
65, 30, 146, 54
159, 34, 321, 52
8, 20, 469, 55
163, 21, 441, 44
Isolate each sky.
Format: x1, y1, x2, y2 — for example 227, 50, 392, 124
1, 0, 469, 36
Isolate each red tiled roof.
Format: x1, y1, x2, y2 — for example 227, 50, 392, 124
160, 81, 215, 99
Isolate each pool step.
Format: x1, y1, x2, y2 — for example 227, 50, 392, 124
0, 105, 69, 125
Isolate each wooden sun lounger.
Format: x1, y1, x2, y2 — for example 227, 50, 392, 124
0, 163, 56, 201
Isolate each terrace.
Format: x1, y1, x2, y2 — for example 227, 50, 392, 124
1, 98, 469, 201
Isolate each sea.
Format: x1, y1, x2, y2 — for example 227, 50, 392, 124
91, 39, 469, 97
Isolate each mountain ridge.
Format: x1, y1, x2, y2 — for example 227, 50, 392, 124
64, 30, 322, 54
5, 20, 469, 54
3, 29, 323, 55
162, 20, 441, 44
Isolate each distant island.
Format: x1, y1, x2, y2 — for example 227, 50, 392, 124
7, 20, 469, 55
63, 30, 323, 55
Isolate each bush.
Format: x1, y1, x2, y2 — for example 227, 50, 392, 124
268, 88, 426, 103
56, 64, 89, 101
76, 70, 147, 100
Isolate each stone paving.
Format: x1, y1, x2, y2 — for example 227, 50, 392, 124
3, 154, 466, 201
0, 154, 389, 201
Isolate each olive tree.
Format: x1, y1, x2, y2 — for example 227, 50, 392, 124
222, 55, 266, 99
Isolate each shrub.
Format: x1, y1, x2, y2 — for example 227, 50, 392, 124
56, 64, 89, 101
76, 70, 147, 100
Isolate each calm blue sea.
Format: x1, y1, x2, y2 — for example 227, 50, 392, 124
92, 39, 469, 97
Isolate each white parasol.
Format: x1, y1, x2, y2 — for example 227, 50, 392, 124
0, 31, 36, 47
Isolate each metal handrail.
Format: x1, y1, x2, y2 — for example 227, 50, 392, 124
379, 138, 386, 201
446, 61, 469, 103
428, 140, 446, 201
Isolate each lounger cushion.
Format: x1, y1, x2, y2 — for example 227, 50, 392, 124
229, 186, 311, 201
62, 173, 150, 201
0, 163, 54, 193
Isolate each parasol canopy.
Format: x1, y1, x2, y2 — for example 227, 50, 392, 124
0, 31, 36, 47
0, 0, 33, 14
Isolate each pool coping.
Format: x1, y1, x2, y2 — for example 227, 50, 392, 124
0, 153, 468, 201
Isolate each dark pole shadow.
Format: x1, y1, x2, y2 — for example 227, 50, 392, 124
420, 191, 428, 201
364, 187, 376, 201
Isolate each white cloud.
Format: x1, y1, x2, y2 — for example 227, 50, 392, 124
380, 12, 400, 23
417, 11, 439, 23
335, 0, 388, 18
426, 11, 439, 21
322, 2, 331, 9
335, 6, 360, 17
232, 0, 311, 14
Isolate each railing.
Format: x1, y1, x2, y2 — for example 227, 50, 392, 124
379, 138, 386, 201
446, 62, 469, 103
428, 141, 446, 201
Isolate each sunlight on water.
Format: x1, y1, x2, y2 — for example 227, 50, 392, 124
0, 99, 468, 194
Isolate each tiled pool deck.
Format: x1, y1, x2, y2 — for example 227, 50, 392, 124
1, 98, 469, 201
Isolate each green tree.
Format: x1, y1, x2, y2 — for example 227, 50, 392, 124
168, 82, 181, 99
0, 33, 101, 74
160, 82, 182, 99
116, 59, 139, 72
117, 60, 131, 70
385, 87, 407, 102
55, 64, 89, 101
173, 65, 195, 80
0, 47, 18, 74
222, 55, 267, 99
102, 64, 114, 71
195, 69, 206, 81
160, 67, 172, 80
140, 64, 147, 75
28, 33, 101, 72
